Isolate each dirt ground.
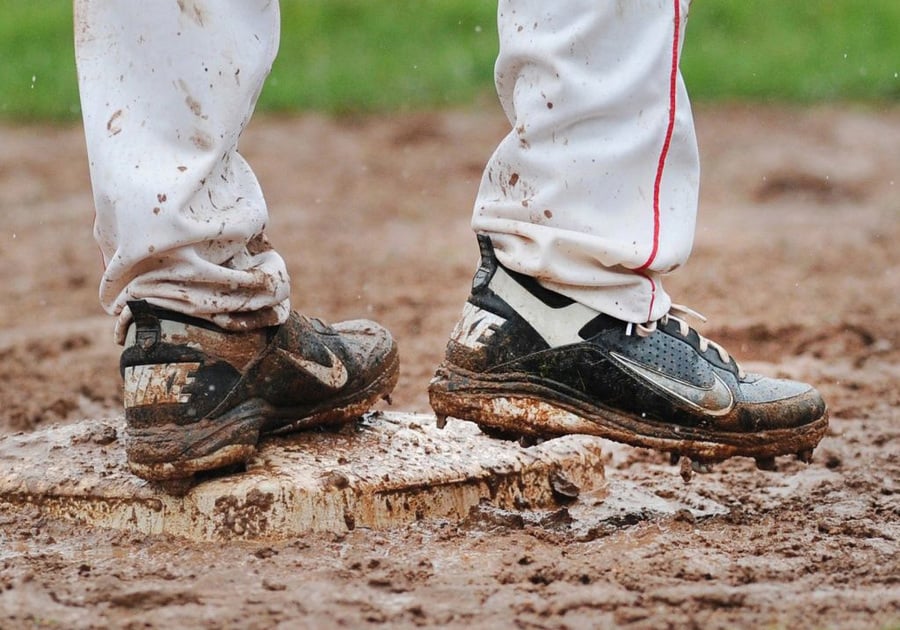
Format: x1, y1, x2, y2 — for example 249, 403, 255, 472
0, 104, 898, 629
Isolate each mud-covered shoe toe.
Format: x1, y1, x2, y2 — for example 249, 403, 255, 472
331, 319, 397, 367
735, 374, 827, 431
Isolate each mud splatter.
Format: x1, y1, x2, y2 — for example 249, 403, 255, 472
176, 0, 207, 27
0, 106, 898, 628
106, 109, 123, 137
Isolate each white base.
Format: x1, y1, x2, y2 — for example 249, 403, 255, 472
0, 412, 607, 541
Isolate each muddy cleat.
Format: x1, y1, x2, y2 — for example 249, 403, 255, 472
429, 236, 828, 464
121, 300, 399, 482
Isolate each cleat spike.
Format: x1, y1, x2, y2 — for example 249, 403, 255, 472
669, 452, 681, 466
518, 435, 538, 448
679, 456, 693, 484
435, 415, 447, 430
796, 449, 814, 464
382, 393, 393, 406
755, 456, 777, 471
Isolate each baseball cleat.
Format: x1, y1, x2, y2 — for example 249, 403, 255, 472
120, 300, 398, 484
429, 236, 828, 465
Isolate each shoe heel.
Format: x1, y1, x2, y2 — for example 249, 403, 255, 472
127, 442, 258, 482
125, 408, 263, 482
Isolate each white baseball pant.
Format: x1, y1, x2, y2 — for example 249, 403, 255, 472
75, 0, 698, 336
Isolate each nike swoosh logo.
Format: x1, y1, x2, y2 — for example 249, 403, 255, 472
610, 352, 735, 417
282, 345, 349, 390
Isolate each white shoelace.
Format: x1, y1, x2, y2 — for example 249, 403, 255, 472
626, 304, 745, 378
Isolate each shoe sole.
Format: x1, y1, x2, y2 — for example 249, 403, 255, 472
127, 349, 400, 483
429, 364, 829, 462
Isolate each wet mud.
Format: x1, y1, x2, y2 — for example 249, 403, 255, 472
0, 105, 898, 628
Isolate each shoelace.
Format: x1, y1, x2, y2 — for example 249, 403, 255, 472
626, 304, 746, 378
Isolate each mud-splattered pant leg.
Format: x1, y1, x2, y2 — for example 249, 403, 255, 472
75, 0, 290, 340
474, 0, 699, 324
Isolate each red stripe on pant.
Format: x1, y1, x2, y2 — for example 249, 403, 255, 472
637, 0, 681, 322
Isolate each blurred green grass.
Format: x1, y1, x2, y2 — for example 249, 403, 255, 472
683, 2, 900, 101
1, 0, 897, 122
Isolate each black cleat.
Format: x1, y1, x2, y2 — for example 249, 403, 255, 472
121, 300, 399, 482
429, 236, 828, 464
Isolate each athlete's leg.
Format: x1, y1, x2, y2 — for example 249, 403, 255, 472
432, 0, 827, 464
473, 0, 699, 324
75, 0, 289, 338
75, 1, 398, 484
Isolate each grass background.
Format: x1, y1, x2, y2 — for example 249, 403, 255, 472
1, 0, 898, 121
